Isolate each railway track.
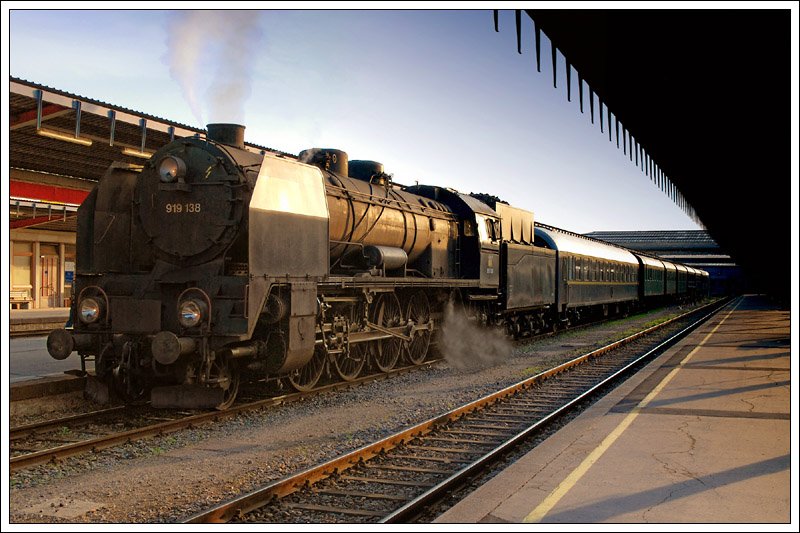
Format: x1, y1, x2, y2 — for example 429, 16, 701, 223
184, 297, 730, 524
8, 303, 617, 470
9, 300, 716, 474
8, 360, 439, 472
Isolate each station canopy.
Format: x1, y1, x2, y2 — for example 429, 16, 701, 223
9, 77, 287, 233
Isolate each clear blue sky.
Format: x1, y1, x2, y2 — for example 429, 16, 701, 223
5, 6, 706, 234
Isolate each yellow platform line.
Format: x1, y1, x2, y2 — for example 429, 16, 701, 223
524, 297, 743, 523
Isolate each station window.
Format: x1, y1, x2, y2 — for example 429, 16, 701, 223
12, 241, 33, 297
64, 244, 76, 307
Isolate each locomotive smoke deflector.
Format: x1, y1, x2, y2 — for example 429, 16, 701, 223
206, 123, 246, 149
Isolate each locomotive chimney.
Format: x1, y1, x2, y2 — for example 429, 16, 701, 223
206, 123, 246, 149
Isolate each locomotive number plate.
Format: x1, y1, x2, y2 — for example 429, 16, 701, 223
165, 203, 201, 214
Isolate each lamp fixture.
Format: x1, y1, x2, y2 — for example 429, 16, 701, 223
121, 147, 154, 159
36, 128, 93, 146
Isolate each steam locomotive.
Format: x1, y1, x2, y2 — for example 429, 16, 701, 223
47, 124, 708, 409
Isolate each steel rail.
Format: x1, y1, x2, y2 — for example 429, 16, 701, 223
10, 405, 127, 440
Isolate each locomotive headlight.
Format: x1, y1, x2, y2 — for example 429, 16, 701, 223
158, 155, 187, 183
178, 299, 207, 328
78, 297, 102, 324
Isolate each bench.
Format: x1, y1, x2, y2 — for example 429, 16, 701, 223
10, 290, 33, 310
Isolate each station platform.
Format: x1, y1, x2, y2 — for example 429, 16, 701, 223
8, 307, 70, 335
436, 295, 794, 525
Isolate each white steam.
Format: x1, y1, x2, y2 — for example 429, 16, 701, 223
164, 10, 264, 125
438, 301, 513, 371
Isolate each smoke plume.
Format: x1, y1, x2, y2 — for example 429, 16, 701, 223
164, 10, 264, 125
438, 301, 513, 371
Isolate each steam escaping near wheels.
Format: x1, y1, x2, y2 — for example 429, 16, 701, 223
438, 301, 512, 371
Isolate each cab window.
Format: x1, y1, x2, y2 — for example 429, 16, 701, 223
463, 220, 475, 237
475, 215, 499, 243
475, 215, 489, 242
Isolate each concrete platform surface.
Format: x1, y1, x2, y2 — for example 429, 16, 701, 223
9, 307, 70, 323
436, 295, 794, 526
8, 307, 71, 335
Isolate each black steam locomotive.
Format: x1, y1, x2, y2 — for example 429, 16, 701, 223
47, 124, 708, 409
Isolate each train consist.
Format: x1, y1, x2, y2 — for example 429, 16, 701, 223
47, 124, 709, 409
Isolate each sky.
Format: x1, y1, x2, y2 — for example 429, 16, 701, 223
2, 3, 717, 235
